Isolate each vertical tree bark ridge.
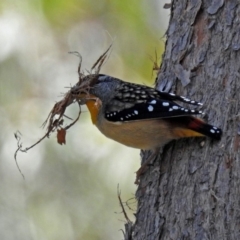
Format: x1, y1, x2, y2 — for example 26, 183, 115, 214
125, 1, 240, 239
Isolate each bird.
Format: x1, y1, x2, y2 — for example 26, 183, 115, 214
72, 74, 222, 182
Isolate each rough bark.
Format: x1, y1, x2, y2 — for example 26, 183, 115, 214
125, 1, 240, 239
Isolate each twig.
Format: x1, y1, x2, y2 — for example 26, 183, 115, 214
64, 101, 81, 130
14, 132, 25, 179
117, 184, 131, 223
91, 44, 112, 72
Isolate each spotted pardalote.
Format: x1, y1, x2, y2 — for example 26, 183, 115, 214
73, 74, 222, 151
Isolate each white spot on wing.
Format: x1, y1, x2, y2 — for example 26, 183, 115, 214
150, 100, 157, 104
134, 110, 138, 115
148, 105, 154, 112
162, 102, 169, 106
172, 106, 178, 110
210, 129, 215, 133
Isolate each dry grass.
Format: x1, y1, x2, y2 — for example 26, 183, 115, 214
14, 45, 112, 176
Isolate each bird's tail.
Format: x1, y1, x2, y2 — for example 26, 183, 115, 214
171, 116, 222, 140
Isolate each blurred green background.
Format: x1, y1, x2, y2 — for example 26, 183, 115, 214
0, 1, 169, 239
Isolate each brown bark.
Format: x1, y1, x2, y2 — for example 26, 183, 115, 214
125, 1, 240, 239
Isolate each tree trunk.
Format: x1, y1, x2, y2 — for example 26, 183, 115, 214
125, 1, 240, 239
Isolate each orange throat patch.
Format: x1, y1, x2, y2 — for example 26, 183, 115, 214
85, 99, 101, 124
